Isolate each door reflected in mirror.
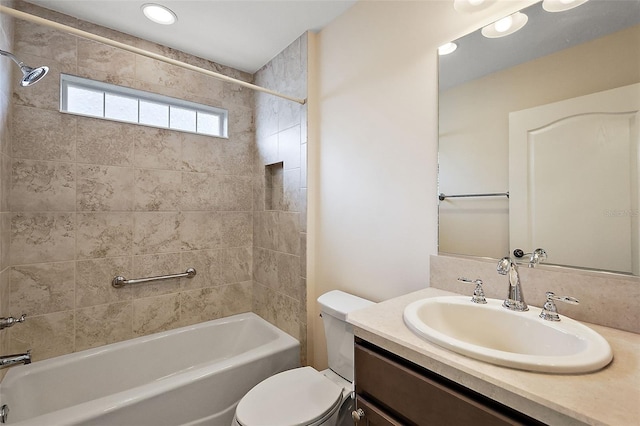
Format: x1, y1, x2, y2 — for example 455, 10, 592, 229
438, 0, 640, 275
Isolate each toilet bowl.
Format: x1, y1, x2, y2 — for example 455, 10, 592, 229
232, 367, 352, 426
232, 291, 373, 426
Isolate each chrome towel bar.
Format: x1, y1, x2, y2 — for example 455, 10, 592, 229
112, 268, 196, 288
439, 192, 509, 201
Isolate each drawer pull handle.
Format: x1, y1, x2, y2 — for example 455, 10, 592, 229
352, 408, 366, 422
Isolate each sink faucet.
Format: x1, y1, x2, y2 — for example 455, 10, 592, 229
528, 248, 547, 268
0, 351, 31, 369
497, 257, 528, 311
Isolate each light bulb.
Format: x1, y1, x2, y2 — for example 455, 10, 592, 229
438, 42, 458, 56
542, 0, 589, 12
481, 12, 528, 38
494, 15, 513, 33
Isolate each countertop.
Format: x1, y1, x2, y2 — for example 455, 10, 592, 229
347, 287, 640, 426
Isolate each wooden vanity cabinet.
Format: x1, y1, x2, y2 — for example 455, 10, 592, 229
353, 338, 545, 426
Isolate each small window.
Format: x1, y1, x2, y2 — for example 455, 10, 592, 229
60, 74, 228, 138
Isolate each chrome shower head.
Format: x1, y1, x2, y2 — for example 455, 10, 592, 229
0, 49, 49, 87
18, 64, 49, 87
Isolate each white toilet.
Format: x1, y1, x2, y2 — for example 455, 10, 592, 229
232, 290, 374, 426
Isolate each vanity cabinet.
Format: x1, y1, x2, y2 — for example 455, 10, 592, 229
353, 338, 545, 426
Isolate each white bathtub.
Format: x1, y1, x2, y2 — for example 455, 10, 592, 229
0, 313, 299, 426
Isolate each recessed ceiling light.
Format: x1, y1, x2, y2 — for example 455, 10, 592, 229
438, 42, 458, 56
142, 3, 177, 25
481, 12, 528, 38
542, 0, 589, 13
453, 0, 494, 14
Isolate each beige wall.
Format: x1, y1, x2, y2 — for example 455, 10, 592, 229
253, 33, 308, 364
439, 25, 640, 258
309, 0, 537, 368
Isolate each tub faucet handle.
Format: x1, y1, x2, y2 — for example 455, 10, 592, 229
0, 314, 26, 330
539, 292, 579, 321
457, 277, 487, 304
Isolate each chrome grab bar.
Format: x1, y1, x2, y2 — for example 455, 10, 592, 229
112, 268, 196, 288
439, 192, 509, 201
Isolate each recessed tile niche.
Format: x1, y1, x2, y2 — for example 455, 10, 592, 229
265, 162, 284, 211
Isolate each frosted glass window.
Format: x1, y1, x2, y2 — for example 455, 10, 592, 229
60, 74, 228, 138
140, 100, 169, 127
170, 106, 196, 132
66, 85, 104, 117
197, 112, 221, 136
105, 93, 138, 123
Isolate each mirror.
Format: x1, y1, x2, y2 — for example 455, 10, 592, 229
438, 0, 640, 275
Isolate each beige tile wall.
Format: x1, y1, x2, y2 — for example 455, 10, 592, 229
3, 2, 257, 362
0, 0, 15, 379
431, 254, 640, 334
253, 34, 308, 364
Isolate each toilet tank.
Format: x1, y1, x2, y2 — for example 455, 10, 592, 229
317, 290, 374, 382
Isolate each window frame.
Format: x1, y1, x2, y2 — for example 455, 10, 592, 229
60, 73, 228, 138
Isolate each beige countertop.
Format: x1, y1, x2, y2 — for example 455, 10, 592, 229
347, 287, 640, 426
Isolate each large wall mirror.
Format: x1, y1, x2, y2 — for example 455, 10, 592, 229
438, 0, 640, 275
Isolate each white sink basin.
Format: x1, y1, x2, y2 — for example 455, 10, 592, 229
403, 296, 613, 374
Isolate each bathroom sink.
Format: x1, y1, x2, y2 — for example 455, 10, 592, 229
403, 296, 613, 374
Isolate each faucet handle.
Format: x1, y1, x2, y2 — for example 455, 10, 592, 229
539, 292, 579, 321
513, 248, 547, 267
0, 314, 26, 330
457, 277, 487, 304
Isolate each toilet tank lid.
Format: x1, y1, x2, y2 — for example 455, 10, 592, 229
317, 290, 374, 321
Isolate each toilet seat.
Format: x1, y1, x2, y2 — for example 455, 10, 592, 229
235, 367, 344, 426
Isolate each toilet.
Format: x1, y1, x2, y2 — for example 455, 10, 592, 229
232, 290, 374, 426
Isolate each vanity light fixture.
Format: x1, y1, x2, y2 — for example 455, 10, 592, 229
438, 42, 458, 56
141, 3, 177, 25
542, 0, 589, 13
481, 12, 528, 38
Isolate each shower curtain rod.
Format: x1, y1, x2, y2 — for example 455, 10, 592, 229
0, 6, 307, 105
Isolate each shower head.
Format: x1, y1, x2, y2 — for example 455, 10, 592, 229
18, 64, 49, 87
0, 49, 49, 87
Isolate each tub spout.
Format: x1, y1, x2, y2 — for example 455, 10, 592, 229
0, 350, 31, 369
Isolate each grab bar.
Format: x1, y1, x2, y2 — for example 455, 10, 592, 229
439, 192, 509, 201
112, 268, 197, 288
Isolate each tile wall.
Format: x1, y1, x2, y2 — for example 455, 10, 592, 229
2, 2, 258, 362
0, 0, 15, 379
253, 34, 308, 363
431, 254, 640, 334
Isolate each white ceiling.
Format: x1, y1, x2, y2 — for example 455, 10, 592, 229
24, 0, 357, 74
440, 0, 640, 90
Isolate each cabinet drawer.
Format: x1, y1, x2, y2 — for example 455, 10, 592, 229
355, 342, 532, 426
356, 395, 403, 426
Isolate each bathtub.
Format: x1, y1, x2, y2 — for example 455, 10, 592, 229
0, 313, 299, 426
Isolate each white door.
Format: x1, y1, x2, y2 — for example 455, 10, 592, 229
509, 83, 639, 275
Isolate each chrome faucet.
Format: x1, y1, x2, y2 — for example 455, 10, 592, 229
528, 248, 547, 268
497, 257, 528, 311
0, 314, 26, 330
0, 351, 31, 369
513, 248, 547, 268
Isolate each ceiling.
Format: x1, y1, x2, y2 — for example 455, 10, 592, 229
24, 0, 357, 74
440, 0, 640, 90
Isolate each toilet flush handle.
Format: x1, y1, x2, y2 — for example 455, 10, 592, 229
352, 408, 365, 422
